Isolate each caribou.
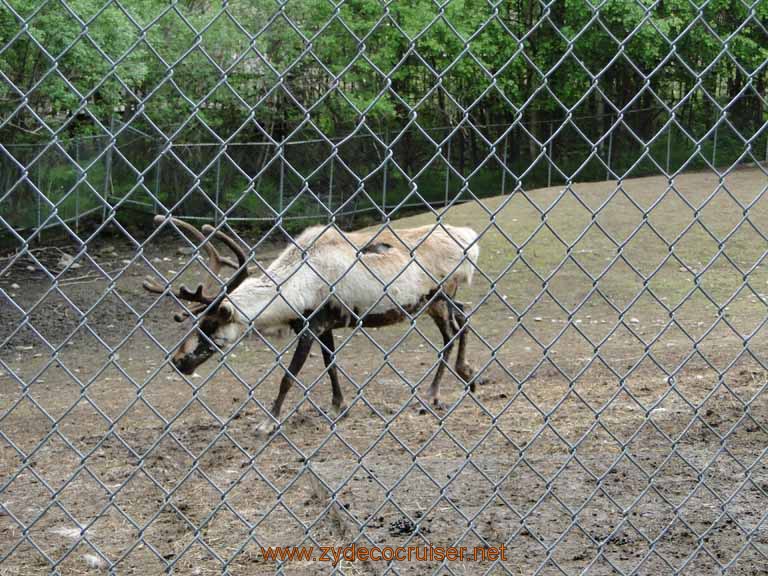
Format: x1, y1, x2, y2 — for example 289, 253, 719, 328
144, 215, 485, 436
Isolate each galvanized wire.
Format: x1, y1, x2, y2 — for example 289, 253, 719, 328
1, 1, 767, 575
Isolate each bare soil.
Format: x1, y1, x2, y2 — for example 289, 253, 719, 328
1, 167, 767, 575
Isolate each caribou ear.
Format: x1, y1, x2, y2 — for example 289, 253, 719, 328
218, 301, 236, 322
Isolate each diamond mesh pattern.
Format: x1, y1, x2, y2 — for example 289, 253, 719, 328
1, 1, 767, 575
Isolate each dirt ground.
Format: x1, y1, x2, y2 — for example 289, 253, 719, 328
1, 167, 767, 575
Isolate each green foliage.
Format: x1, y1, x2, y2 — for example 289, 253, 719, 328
1, 0, 765, 230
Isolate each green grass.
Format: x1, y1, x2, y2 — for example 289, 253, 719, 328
384, 167, 768, 377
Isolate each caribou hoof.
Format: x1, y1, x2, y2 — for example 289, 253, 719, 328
418, 398, 447, 415
460, 370, 489, 392
254, 419, 278, 439
330, 402, 349, 420
468, 375, 489, 392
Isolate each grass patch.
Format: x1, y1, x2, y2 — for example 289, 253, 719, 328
383, 166, 768, 376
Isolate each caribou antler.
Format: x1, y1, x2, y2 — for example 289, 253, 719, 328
155, 214, 239, 271
143, 276, 211, 321
144, 216, 250, 321
201, 224, 247, 266
202, 224, 249, 293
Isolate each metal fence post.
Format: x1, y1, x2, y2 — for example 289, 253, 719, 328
606, 116, 614, 181
382, 128, 389, 220
75, 137, 80, 233
547, 121, 553, 187
501, 131, 508, 195
36, 159, 42, 238
278, 149, 285, 215
666, 124, 673, 175
103, 114, 114, 222
214, 153, 222, 225
155, 148, 161, 214
328, 153, 334, 219
444, 138, 451, 206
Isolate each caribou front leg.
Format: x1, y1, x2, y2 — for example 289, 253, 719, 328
318, 330, 348, 419
255, 327, 314, 438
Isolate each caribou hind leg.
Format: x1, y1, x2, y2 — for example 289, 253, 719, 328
450, 301, 487, 391
424, 298, 458, 410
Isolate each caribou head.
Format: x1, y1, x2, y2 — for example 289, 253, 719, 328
143, 215, 249, 374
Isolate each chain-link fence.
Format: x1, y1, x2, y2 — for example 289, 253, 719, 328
5, 105, 766, 235
1, 1, 768, 575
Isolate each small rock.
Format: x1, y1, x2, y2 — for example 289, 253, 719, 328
58, 253, 75, 268
10, 283, 20, 290
51, 526, 82, 539
177, 246, 195, 256
629, 317, 640, 324
26, 265, 35, 272
83, 554, 105, 569
533, 316, 542, 322
389, 517, 417, 536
